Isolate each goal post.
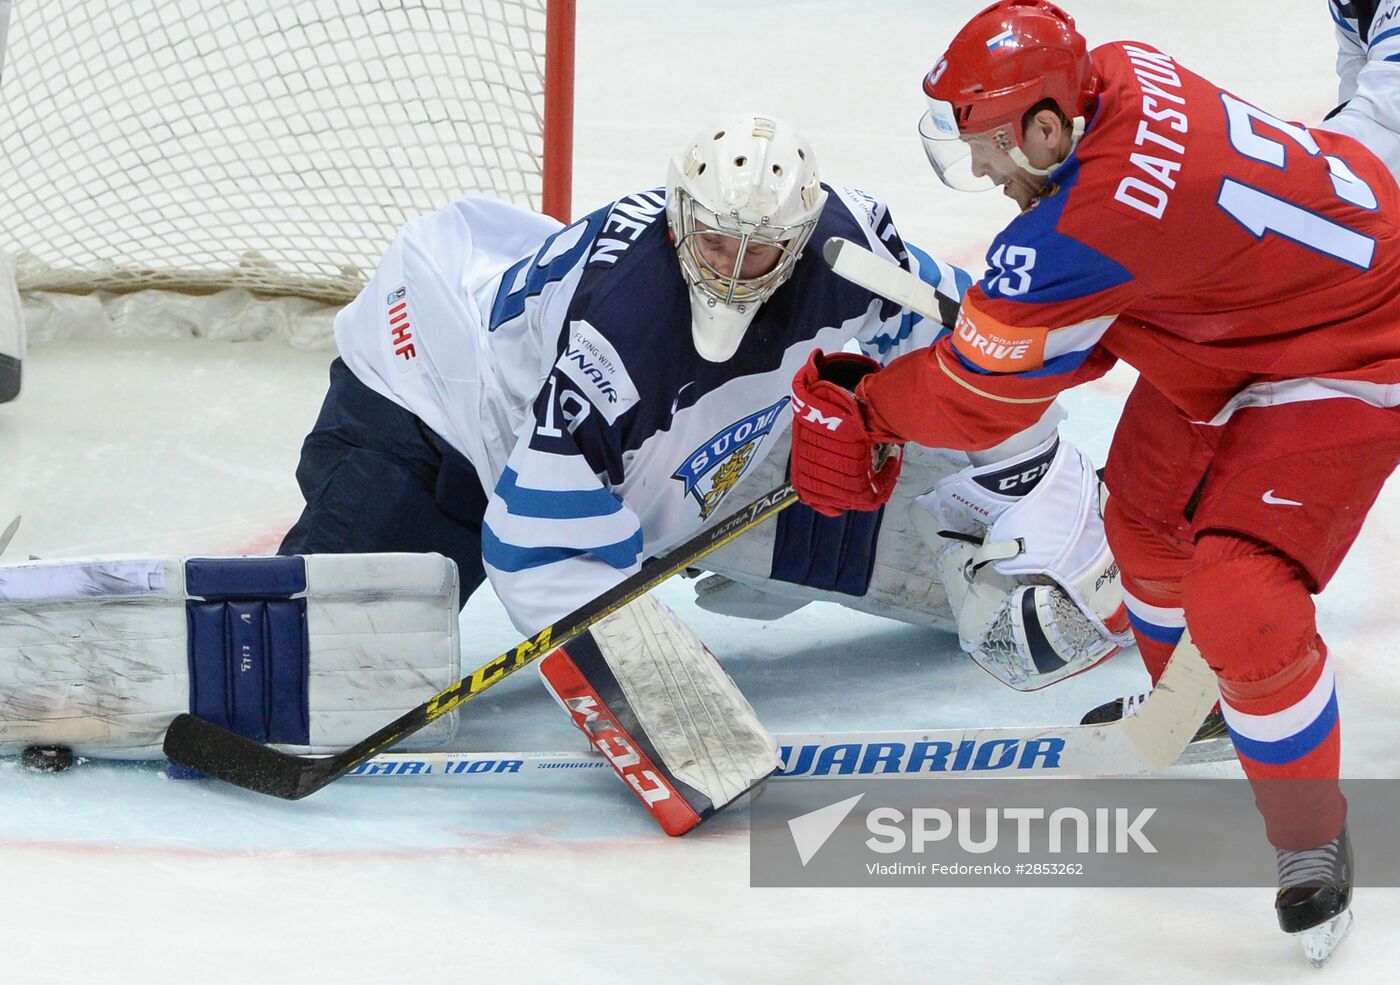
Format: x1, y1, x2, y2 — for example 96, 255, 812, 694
0, 0, 576, 313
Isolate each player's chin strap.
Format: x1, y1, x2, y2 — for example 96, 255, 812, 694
916, 431, 1132, 691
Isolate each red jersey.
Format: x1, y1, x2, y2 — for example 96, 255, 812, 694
862, 41, 1400, 450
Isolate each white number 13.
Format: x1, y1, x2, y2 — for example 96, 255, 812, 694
1217, 93, 1376, 269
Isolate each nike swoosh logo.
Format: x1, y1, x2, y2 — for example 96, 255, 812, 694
1262, 489, 1304, 507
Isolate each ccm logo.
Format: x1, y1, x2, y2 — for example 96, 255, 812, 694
792, 394, 844, 432
565, 694, 672, 807
996, 463, 1050, 491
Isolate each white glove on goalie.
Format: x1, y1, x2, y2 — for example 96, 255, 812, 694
914, 432, 1132, 691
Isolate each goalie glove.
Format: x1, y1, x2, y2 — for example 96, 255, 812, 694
915, 432, 1132, 691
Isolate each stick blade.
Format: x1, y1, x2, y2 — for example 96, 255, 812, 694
821, 236, 946, 322
163, 714, 329, 800
1119, 632, 1220, 770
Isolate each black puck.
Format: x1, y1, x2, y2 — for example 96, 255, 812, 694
20, 745, 74, 773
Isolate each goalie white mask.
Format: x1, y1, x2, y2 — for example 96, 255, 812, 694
666, 114, 828, 362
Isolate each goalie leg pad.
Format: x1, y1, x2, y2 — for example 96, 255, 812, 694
538, 594, 779, 836
0, 552, 461, 758
0, 251, 22, 403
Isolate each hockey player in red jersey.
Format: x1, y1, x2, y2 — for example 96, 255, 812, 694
787, 0, 1399, 963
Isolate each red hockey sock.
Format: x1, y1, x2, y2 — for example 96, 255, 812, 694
1183, 535, 1345, 849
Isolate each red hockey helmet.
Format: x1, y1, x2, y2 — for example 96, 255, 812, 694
919, 0, 1099, 191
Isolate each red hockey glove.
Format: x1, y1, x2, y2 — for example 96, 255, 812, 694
789, 350, 903, 517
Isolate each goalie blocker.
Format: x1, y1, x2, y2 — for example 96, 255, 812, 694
0, 552, 463, 758
538, 594, 780, 836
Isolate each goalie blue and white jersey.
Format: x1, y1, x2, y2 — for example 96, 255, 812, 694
335, 186, 967, 632
1326, 0, 1400, 178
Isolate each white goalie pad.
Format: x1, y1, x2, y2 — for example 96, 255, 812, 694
916, 434, 1131, 691
0, 552, 461, 758
0, 251, 23, 403
695, 427, 964, 630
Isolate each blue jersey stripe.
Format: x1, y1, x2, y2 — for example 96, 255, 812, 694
495, 466, 624, 521
482, 522, 644, 573
1370, 25, 1400, 49
948, 344, 1091, 379
1016, 346, 1096, 379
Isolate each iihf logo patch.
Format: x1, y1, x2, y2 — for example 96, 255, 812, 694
385, 285, 415, 363
673, 396, 789, 518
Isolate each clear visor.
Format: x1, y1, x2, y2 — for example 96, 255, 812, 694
918, 94, 1009, 193
673, 190, 816, 307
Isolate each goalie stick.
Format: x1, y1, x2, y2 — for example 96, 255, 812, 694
338, 678, 1234, 780
162, 482, 800, 799
378, 632, 1217, 778
165, 626, 1219, 793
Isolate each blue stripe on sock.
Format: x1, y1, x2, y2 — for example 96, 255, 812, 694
1227, 688, 1339, 766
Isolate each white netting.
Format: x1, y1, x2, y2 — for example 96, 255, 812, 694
0, 0, 557, 318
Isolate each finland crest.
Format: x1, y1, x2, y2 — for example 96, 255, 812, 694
673, 396, 789, 518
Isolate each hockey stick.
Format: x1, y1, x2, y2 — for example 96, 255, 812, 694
166, 628, 1218, 790
338, 681, 1235, 780
824, 236, 956, 323
0, 515, 19, 558
162, 482, 800, 799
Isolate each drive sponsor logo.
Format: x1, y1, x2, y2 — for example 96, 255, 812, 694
385, 285, 416, 362
673, 396, 789, 519
556, 320, 640, 424
951, 301, 1048, 372
777, 736, 1067, 777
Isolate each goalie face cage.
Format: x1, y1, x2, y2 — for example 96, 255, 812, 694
0, 0, 575, 305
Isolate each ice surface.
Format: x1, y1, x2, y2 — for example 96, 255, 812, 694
1, 2, 1397, 982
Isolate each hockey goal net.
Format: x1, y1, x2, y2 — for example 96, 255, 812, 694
0, 0, 574, 314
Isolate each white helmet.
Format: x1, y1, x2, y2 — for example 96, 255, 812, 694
666, 114, 828, 362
